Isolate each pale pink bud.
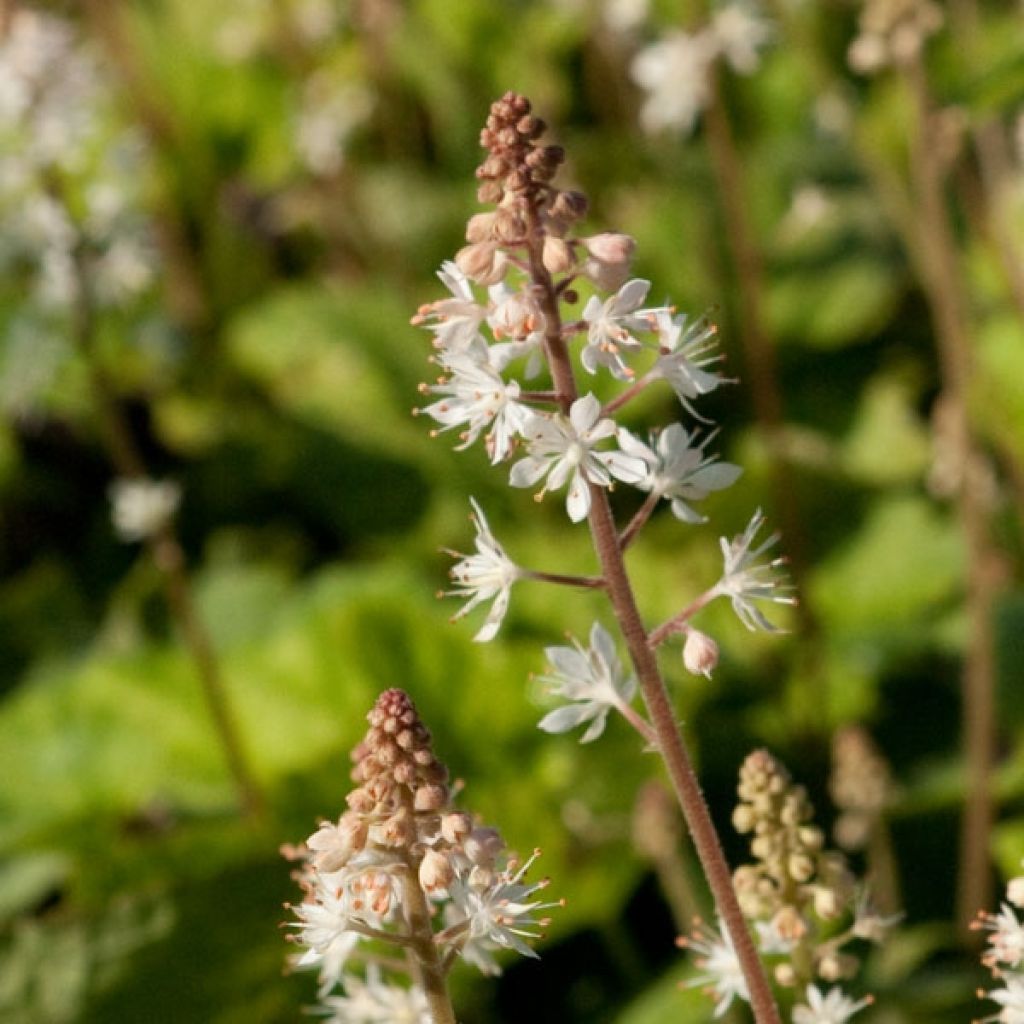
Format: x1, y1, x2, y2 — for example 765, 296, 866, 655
582, 232, 636, 264
542, 236, 574, 274
455, 242, 509, 285
466, 211, 497, 243
441, 812, 473, 844
414, 783, 447, 811
683, 629, 719, 679
463, 826, 504, 866
419, 849, 454, 892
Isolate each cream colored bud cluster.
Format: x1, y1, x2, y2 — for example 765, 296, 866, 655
731, 749, 889, 991
847, 0, 943, 74
286, 689, 557, 1008
830, 726, 894, 852
454, 91, 636, 292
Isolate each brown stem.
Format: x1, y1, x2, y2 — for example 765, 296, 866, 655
398, 860, 458, 1024
905, 56, 1000, 934
525, 213, 782, 1024
526, 570, 606, 589
62, 195, 263, 819
648, 587, 721, 648
618, 491, 661, 552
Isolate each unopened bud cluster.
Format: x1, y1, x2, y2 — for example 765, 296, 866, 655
285, 689, 559, 1011
710, 750, 894, 1015
830, 726, 895, 852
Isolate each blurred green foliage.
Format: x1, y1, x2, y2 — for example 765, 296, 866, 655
1, 0, 1023, 1021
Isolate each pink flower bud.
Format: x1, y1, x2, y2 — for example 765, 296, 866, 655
465, 212, 497, 243
582, 232, 636, 264
682, 629, 719, 678
441, 812, 473, 844
414, 783, 447, 811
463, 826, 504, 866
542, 235, 574, 274
455, 242, 509, 285
419, 849, 454, 892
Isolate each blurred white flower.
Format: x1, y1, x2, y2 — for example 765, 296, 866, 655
681, 918, 750, 1018
295, 74, 372, 177
320, 965, 430, 1024
109, 478, 181, 543
631, 30, 717, 135
510, 394, 646, 521
792, 985, 872, 1024
710, 4, 772, 75
537, 621, 638, 743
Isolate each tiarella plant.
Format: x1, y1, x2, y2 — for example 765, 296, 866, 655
284, 688, 559, 1022
413, 91, 797, 1023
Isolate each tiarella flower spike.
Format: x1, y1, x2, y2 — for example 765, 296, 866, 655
284, 689, 559, 1018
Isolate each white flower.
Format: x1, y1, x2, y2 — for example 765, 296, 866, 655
444, 849, 559, 975
537, 622, 638, 743
616, 423, 742, 522
651, 309, 726, 417
446, 498, 523, 642
792, 985, 872, 1024
421, 343, 531, 464
289, 876, 365, 996
510, 394, 646, 522
108, 478, 181, 542
295, 74, 371, 177
631, 30, 717, 135
580, 278, 661, 379
980, 974, 1024, 1024
682, 918, 750, 1018
411, 261, 488, 355
320, 965, 431, 1023
713, 508, 795, 631
978, 905, 1024, 970
710, 4, 772, 75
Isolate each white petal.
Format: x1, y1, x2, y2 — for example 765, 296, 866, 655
569, 393, 602, 434
509, 457, 549, 488
537, 703, 594, 735
566, 473, 591, 522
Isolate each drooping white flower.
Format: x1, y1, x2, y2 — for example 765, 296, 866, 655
444, 849, 560, 975
682, 918, 750, 1018
651, 309, 726, 417
631, 30, 717, 135
792, 985, 872, 1024
710, 4, 772, 75
580, 277, 660, 379
411, 261, 488, 355
109, 478, 181, 542
510, 394, 646, 522
536, 621, 638, 743
616, 423, 742, 522
445, 498, 523, 642
980, 974, 1024, 1024
713, 509, 795, 631
320, 965, 431, 1024
421, 343, 531, 464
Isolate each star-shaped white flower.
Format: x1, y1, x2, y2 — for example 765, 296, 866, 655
320, 965, 431, 1023
616, 423, 742, 522
981, 974, 1024, 1024
510, 393, 646, 522
978, 904, 1024, 970
411, 261, 487, 355
651, 309, 726, 418
421, 343, 530, 463
446, 498, 523, 642
792, 985, 872, 1024
713, 509, 795, 631
580, 278, 661, 379
682, 918, 750, 1019
710, 4, 772, 75
536, 622, 637, 743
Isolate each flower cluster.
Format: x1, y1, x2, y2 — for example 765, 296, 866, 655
0, 9, 157, 315
630, 2, 772, 135
847, 0, 943, 74
414, 92, 792, 681
682, 749, 893, 1019
830, 726, 896, 853
974, 861, 1024, 1023
285, 689, 560, 1013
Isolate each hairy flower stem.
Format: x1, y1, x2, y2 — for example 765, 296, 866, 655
905, 55, 1001, 933
525, 213, 782, 1024
63, 204, 263, 820
398, 857, 458, 1024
